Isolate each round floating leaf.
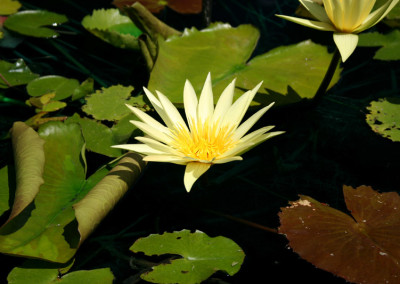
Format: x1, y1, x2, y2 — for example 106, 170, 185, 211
4, 10, 68, 38
358, 30, 400, 61
148, 23, 341, 108
279, 185, 400, 284
82, 8, 141, 49
131, 230, 245, 284
27, 75, 80, 100
366, 97, 400, 142
0, 0, 21, 16
82, 85, 138, 121
0, 59, 39, 88
8, 264, 114, 284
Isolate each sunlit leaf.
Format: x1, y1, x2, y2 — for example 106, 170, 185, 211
366, 97, 400, 142
5, 122, 45, 223
130, 230, 245, 284
4, 10, 68, 38
74, 153, 145, 243
358, 30, 400, 61
279, 185, 400, 284
82, 85, 140, 121
113, 0, 202, 14
0, 0, 21, 16
82, 8, 141, 49
8, 260, 114, 284
27, 75, 80, 100
148, 23, 341, 108
0, 59, 39, 89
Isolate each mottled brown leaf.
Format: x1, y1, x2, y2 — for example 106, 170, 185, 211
113, 0, 202, 14
279, 185, 400, 284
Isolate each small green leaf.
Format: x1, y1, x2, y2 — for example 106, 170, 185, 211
0, 59, 39, 88
82, 85, 137, 121
0, 0, 21, 15
27, 75, 80, 100
82, 8, 141, 49
358, 30, 400, 61
148, 23, 341, 107
131, 230, 245, 284
42, 100, 67, 112
366, 97, 400, 142
4, 10, 68, 38
7, 261, 114, 284
71, 78, 94, 101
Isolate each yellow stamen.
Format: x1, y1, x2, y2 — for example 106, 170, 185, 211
171, 119, 238, 162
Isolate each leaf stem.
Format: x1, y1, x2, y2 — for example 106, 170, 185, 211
312, 48, 341, 105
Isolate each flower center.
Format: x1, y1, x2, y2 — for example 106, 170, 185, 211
171, 119, 237, 162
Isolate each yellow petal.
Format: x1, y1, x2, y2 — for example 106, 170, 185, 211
212, 78, 236, 126
355, 0, 398, 33
143, 155, 190, 165
184, 162, 211, 192
300, 0, 331, 23
276, 14, 335, 31
333, 33, 359, 62
197, 73, 214, 124
183, 79, 198, 131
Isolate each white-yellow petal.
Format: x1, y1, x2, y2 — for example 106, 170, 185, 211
125, 104, 171, 135
111, 144, 165, 155
183, 79, 198, 131
355, 0, 398, 33
197, 73, 214, 124
212, 78, 236, 126
135, 136, 184, 156
184, 162, 211, 192
333, 33, 359, 62
143, 155, 190, 165
276, 14, 335, 31
232, 102, 274, 141
300, 0, 331, 23
239, 125, 276, 144
130, 120, 172, 144
221, 82, 262, 130
143, 87, 173, 128
213, 156, 243, 164
156, 90, 189, 132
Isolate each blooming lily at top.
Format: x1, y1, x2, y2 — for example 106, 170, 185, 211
277, 0, 399, 62
112, 73, 284, 192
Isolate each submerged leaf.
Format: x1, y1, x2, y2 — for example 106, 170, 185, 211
0, 59, 39, 89
279, 185, 400, 284
358, 30, 400, 61
366, 97, 400, 142
82, 8, 141, 49
4, 10, 68, 38
131, 230, 245, 284
148, 24, 341, 108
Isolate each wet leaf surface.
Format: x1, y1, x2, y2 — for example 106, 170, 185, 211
279, 185, 400, 284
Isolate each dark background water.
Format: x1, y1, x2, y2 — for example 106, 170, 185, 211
1, 0, 399, 283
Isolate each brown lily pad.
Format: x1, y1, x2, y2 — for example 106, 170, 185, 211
279, 185, 400, 284
113, 0, 202, 14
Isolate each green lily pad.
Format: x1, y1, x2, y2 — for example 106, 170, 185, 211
0, 0, 21, 16
366, 97, 400, 142
148, 23, 341, 108
279, 185, 400, 284
4, 10, 68, 38
83, 85, 143, 121
8, 262, 114, 284
0, 59, 39, 88
358, 30, 400, 61
130, 230, 245, 284
71, 78, 94, 101
82, 8, 141, 49
27, 75, 80, 100
67, 113, 139, 157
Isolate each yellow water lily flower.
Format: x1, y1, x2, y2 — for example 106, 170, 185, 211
277, 0, 399, 62
112, 74, 284, 192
